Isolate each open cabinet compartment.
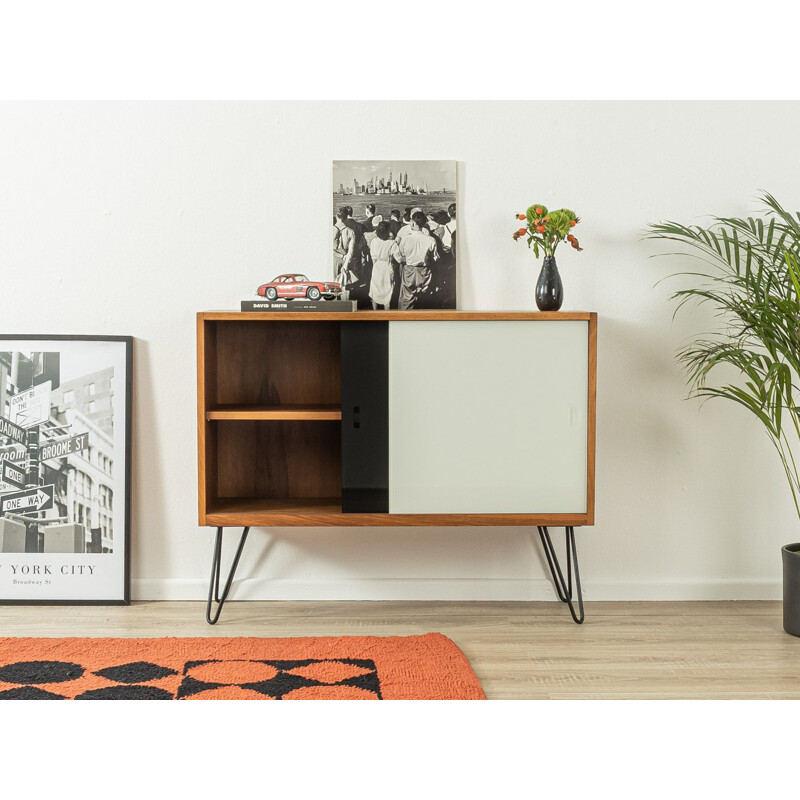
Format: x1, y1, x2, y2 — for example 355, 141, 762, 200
199, 318, 343, 522
213, 418, 341, 500
209, 319, 341, 410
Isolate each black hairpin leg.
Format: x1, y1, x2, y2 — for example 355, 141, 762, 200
206, 526, 250, 625
537, 526, 585, 624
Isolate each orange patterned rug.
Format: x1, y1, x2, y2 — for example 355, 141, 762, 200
0, 633, 485, 700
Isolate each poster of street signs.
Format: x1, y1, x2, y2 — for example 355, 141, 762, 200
0, 336, 131, 604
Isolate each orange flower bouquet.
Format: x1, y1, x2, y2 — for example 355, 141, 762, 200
513, 204, 583, 310
513, 204, 582, 258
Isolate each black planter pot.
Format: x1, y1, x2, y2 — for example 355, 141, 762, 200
535, 256, 564, 311
782, 543, 800, 637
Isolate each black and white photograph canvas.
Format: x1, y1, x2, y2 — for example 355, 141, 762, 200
333, 160, 457, 309
0, 336, 132, 604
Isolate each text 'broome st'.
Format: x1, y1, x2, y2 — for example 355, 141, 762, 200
39, 433, 89, 462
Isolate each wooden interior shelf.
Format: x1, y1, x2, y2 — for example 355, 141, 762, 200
207, 404, 342, 421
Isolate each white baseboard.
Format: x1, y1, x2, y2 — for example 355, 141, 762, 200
132, 577, 783, 602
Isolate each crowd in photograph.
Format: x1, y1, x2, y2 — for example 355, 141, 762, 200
333, 203, 456, 309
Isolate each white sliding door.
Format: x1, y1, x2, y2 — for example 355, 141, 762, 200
388, 320, 589, 514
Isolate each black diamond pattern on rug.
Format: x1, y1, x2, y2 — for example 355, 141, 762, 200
0, 661, 84, 685
337, 669, 382, 697
0, 686, 67, 700
240, 671, 319, 699
174, 675, 214, 699
75, 685, 173, 700
93, 661, 178, 684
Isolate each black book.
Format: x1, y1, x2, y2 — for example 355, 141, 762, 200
241, 299, 358, 312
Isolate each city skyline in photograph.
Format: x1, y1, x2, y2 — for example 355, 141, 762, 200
333, 160, 456, 194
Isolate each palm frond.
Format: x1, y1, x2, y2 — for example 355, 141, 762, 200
648, 193, 800, 522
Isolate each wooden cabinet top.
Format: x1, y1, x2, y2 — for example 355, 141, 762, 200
199, 310, 596, 322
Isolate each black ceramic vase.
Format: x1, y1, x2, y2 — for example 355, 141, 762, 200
782, 543, 800, 636
535, 255, 564, 311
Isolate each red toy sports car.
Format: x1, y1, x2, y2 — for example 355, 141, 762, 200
257, 274, 341, 301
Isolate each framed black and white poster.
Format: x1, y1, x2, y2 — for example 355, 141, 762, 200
0, 336, 132, 605
333, 160, 457, 310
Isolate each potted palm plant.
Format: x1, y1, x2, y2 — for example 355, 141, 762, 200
647, 193, 800, 636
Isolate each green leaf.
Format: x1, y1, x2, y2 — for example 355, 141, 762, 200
786, 251, 800, 298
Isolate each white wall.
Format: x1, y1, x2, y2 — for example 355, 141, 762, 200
1, 101, 797, 602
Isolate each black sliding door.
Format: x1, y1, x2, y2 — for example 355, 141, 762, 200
340, 322, 389, 512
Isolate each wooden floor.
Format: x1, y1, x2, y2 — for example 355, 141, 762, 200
1, 600, 798, 699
